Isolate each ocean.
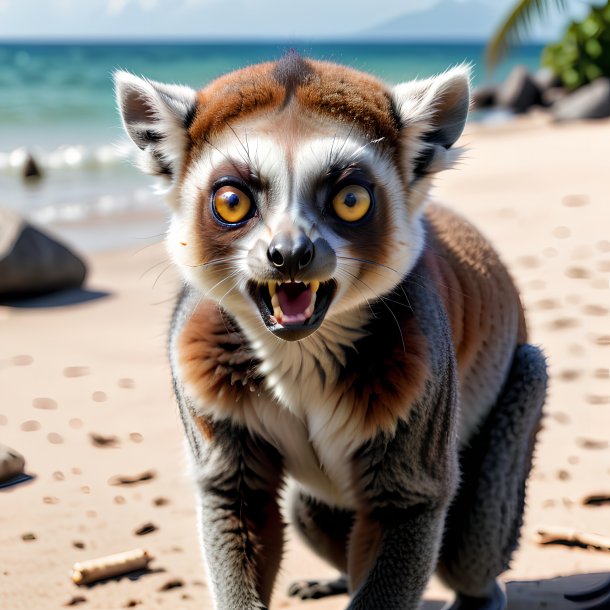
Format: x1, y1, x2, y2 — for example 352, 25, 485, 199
0, 42, 543, 249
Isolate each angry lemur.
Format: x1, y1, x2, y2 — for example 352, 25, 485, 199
116, 52, 547, 610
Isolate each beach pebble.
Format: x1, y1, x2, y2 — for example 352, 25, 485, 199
0, 207, 87, 298
0, 443, 26, 482
89, 432, 120, 448
134, 522, 158, 536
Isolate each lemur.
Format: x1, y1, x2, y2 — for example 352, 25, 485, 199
116, 52, 547, 610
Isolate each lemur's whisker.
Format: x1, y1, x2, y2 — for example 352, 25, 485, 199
141, 258, 170, 280
183, 256, 242, 269
152, 263, 174, 289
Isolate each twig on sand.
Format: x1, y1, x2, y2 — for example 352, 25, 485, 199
536, 526, 610, 552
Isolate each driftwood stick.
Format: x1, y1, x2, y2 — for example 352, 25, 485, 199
536, 527, 610, 552
72, 549, 153, 585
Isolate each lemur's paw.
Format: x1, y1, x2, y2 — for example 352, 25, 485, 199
288, 575, 348, 600
442, 581, 507, 610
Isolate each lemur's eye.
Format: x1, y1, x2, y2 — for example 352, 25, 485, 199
213, 186, 253, 224
331, 185, 372, 223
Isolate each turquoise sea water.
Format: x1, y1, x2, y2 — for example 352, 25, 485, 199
0, 42, 543, 239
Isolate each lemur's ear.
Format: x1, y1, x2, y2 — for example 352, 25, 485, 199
391, 65, 470, 179
114, 71, 197, 177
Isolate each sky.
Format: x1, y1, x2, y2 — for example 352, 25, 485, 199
0, 0, 593, 41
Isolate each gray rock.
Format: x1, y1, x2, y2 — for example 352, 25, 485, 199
497, 65, 542, 113
552, 78, 610, 121
472, 84, 497, 109
542, 86, 568, 108
533, 68, 562, 92
0, 443, 25, 483
22, 153, 43, 182
0, 208, 87, 298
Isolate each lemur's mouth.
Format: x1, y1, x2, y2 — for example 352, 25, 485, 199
248, 279, 337, 341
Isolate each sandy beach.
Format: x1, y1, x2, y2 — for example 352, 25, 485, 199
1, 114, 609, 610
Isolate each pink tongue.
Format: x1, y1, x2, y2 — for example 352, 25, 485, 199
277, 283, 312, 316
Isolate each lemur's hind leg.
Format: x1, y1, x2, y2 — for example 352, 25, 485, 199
438, 343, 547, 610
287, 487, 353, 600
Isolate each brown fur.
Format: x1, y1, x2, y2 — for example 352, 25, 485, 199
178, 302, 265, 418
424, 204, 527, 363
187, 56, 401, 157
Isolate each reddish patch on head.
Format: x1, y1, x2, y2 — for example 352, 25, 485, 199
187, 54, 402, 154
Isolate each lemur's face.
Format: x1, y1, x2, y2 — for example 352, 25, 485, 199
116, 54, 469, 341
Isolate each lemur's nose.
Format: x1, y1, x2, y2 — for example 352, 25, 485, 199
267, 232, 315, 278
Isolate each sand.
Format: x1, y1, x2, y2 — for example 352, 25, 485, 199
1, 114, 609, 609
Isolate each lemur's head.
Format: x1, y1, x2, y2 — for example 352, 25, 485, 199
116, 53, 469, 342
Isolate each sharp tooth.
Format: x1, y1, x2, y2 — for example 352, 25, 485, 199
273, 306, 283, 322
268, 282, 276, 296
310, 280, 320, 293
271, 294, 279, 308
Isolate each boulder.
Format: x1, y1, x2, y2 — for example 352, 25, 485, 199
472, 84, 497, 109
0, 207, 87, 298
542, 86, 568, 108
496, 65, 542, 113
552, 78, 610, 121
22, 153, 43, 182
533, 68, 562, 92
0, 443, 25, 483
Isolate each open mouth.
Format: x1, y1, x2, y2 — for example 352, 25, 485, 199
248, 279, 337, 341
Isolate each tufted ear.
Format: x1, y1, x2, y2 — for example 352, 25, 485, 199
392, 65, 471, 180
114, 71, 198, 178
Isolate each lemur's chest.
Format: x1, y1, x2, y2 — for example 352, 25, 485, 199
175, 297, 431, 505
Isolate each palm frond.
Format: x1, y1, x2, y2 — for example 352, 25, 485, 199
486, 0, 568, 71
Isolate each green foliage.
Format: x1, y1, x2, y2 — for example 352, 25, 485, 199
486, 0, 568, 71
542, 2, 610, 89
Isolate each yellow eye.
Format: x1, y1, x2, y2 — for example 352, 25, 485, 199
331, 185, 372, 223
213, 186, 253, 224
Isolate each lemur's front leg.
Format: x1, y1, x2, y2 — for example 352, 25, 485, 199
348, 383, 458, 610
186, 414, 284, 610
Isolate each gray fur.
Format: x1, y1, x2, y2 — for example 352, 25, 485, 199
438, 343, 547, 605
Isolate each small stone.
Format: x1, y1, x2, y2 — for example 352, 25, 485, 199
72, 540, 85, 549
22, 153, 43, 181
89, 432, 120, 448
134, 522, 158, 536
0, 443, 26, 482
91, 391, 107, 403
21, 532, 36, 541
159, 579, 184, 592
118, 378, 135, 389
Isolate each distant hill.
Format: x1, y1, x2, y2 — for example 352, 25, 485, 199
362, 1, 502, 41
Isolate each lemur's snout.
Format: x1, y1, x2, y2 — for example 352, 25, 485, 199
267, 232, 315, 278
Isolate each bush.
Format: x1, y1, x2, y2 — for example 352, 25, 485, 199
542, 1, 610, 89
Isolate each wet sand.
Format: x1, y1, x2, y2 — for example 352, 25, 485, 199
1, 114, 609, 609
